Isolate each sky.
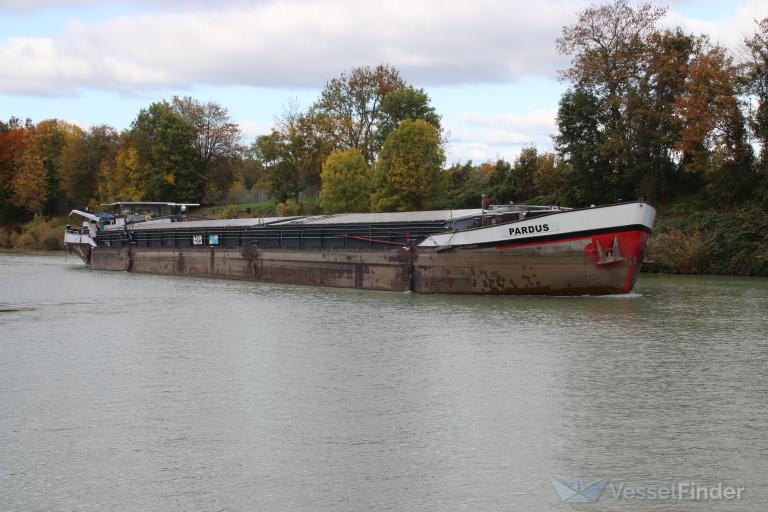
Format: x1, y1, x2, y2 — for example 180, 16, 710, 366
0, 0, 766, 164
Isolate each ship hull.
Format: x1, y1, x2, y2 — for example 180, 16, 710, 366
87, 227, 648, 295
414, 228, 648, 295
72, 202, 655, 295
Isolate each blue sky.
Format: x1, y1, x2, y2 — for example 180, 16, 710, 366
0, 0, 765, 163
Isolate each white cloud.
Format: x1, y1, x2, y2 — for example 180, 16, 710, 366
2, 0, 764, 97
0, 0, 584, 96
442, 109, 557, 164
447, 142, 508, 164
236, 119, 270, 141
0, 0, 217, 10
0, 37, 92, 95
447, 108, 558, 160
457, 109, 557, 132
665, 0, 768, 50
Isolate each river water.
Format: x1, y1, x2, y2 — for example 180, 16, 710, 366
1, 251, 766, 511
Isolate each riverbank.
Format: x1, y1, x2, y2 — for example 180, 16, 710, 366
645, 203, 768, 276
4, 203, 767, 277
0, 217, 67, 251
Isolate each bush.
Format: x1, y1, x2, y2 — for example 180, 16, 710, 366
218, 204, 243, 219
646, 205, 768, 276
275, 199, 323, 217
0, 229, 11, 248
13, 233, 37, 250
40, 230, 63, 250
647, 229, 708, 274
5, 217, 67, 251
276, 199, 301, 216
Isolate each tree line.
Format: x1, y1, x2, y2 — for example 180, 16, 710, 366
1, 2, 766, 226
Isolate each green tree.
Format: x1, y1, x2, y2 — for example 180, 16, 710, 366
252, 130, 301, 202
170, 96, 241, 164
314, 64, 405, 163
555, 89, 614, 204
486, 159, 512, 203
510, 148, 539, 201
320, 149, 371, 213
375, 86, 441, 152
252, 106, 334, 202
130, 102, 204, 202
372, 119, 444, 212
434, 161, 484, 209
171, 96, 242, 202
744, 19, 768, 170
60, 125, 118, 207
25, 119, 81, 215
281, 108, 335, 195
240, 156, 266, 191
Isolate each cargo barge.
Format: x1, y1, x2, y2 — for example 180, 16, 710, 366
64, 201, 656, 295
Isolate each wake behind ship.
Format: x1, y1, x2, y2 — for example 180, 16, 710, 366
64, 200, 656, 295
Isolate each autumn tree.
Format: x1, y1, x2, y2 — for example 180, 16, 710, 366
674, 42, 753, 201
11, 146, 47, 215
170, 96, 241, 163
99, 139, 145, 202
0, 119, 30, 222
252, 105, 334, 202
319, 149, 371, 213
1, 119, 81, 216
25, 120, 81, 215
314, 64, 405, 163
170, 96, 242, 202
280, 107, 335, 195
744, 18, 768, 170
555, 1, 691, 203
372, 119, 444, 212
531, 151, 565, 198
60, 125, 118, 208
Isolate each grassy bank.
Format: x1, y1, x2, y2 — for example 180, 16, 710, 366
646, 203, 768, 276
0, 217, 68, 251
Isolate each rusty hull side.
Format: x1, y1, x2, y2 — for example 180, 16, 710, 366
413, 236, 644, 295
91, 247, 131, 271
88, 231, 646, 295
90, 246, 411, 291
245, 247, 411, 291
